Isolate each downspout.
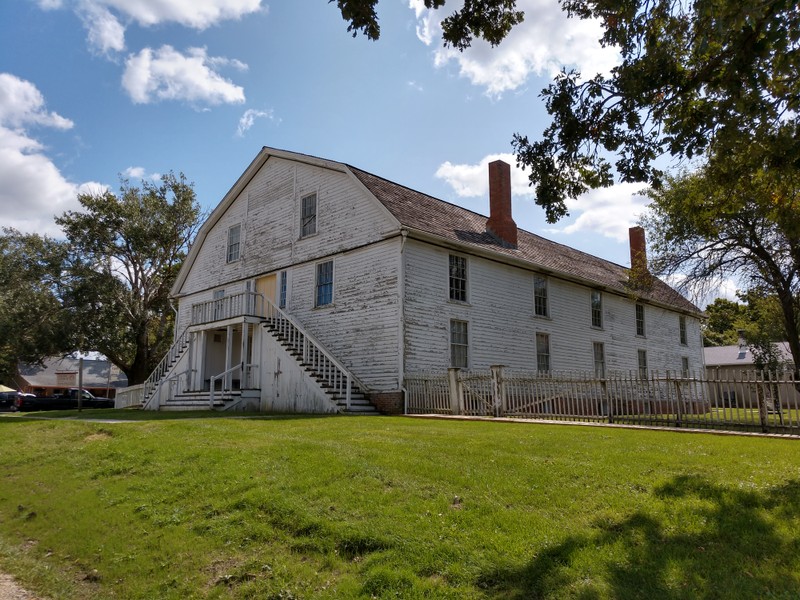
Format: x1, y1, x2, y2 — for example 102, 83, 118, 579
399, 228, 408, 414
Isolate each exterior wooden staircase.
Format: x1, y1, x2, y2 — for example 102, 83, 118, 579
261, 301, 379, 415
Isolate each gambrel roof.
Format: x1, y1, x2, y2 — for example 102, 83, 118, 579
174, 146, 701, 316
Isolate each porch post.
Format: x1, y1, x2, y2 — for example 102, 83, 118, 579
225, 325, 233, 389
196, 331, 206, 390
241, 321, 250, 388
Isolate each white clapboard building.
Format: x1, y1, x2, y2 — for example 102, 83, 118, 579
138, 147, 704, 413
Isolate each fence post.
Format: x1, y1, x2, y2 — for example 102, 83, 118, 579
490, 365, 506, 417
756, 370, 769, 433
669, 370, 683, 428
448, 368, 463, 415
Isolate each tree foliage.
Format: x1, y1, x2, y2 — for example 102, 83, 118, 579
57, 173, 201, 385
0, 230, 71, 383
643, 165, 800, 374
512, 0, 800, 222
331, 0, 524, 49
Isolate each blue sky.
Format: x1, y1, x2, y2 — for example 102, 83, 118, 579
1, 0, 661, 269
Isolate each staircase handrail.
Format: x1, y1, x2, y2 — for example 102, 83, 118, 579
208, 361, 256, 407
263, 298, 367, 408
141, 326, 191, 410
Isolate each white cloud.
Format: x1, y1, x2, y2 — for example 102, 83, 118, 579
0, 74, 102, 236
79, 1, 125, 54
553, 183, 649, 242
435, 153, 648, 242
122, 46, 246, 106
123, 166, 160, 180
53, 0, 264, 54
436, 153, 535, 198
236, 108, 276, 137
412, 0, 619, 97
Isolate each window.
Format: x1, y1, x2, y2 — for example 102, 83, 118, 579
638, 349, 648, 379
450, 320, 468, 368
536, 332, 550, 374
315, 261, 333, 307
449, 255, 467, 302
301, 193, 317, 237
593, 342, 606, 378
278, 270, 287, 309
591, 290, 603, 328
534, 275, 548, 317
679, 315, 687, 345
635, 303, 646, 336
681, 356, 690, 378
226, 224, 241, 263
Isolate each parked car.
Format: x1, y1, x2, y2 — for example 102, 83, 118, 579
13, 389, 114, 412
0, 391, 21, 410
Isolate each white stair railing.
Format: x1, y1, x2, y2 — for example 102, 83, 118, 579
262, 298, 366, 410
141, 327, 191, 410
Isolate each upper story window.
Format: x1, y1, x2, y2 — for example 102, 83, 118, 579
591, 290, 603, 328
534, 275, 548, 317
315, 260, 333, 307
449, 255, 467, 302
301, 193, 317, 238
226, 224, 241, 263
450, 319, 469, 368
679, 315, 688, 345
536, 332, 551, 374
635, 303, 646, 337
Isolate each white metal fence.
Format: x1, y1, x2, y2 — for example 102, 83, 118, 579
405, 367, 800, 435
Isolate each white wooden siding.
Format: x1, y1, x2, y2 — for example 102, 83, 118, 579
178, 157, 398, 296
403, 239, 704, 376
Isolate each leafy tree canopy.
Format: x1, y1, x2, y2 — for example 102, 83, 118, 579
332, 0, 524, 49
57, 172, 201, 385
0, 230, 71, 383
644, 163, 800, 374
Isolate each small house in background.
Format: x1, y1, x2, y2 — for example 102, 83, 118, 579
704, 340, 796, 407
15, 354, 128, 398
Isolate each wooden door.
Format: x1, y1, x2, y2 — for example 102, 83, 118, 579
255, 274, 277, 317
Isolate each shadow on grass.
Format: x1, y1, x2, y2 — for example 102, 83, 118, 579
479, 475, 800, 599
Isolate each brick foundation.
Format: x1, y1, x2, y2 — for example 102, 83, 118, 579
370, 391, 404, 414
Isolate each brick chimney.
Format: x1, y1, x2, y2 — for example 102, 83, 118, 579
629, 226, 650, 284
486, 160, 517, 248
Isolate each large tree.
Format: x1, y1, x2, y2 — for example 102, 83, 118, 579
57, 173, 202, 385
0, 230, 71, 383
643, 164, 800, 375
333, 1, 799, 223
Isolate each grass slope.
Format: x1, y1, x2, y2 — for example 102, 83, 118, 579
0, 413, 798, 599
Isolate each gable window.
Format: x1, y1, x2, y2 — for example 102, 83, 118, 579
278, 270, 288, 309
450, 320, 468, 368
534, 275, 548, 317
638, 349, 648, 379
449, 255, 467, 302
536, 332, 550, 374
593, 342, 606, 378
635, 303, 646, 337
315, 261, 333, 307
226, 224, 241, 263
301, 193, 317, 238
591, 290, 603, 328
679, 315, 688, 345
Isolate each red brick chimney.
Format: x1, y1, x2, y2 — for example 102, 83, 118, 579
629, 226, 649, 277
486, 160, 517, 248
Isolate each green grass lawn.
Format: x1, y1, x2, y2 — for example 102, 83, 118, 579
0, 412, 798, 599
